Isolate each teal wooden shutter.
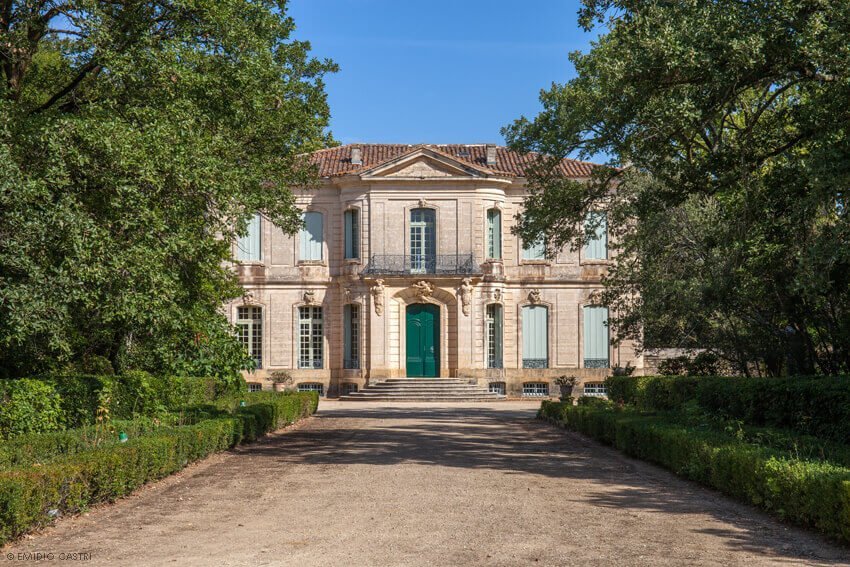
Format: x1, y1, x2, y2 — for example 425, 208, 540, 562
344, 210, 359, 259
522, 305, 548, 367
237, 213, 262, 261
584, 212, 608, 260
300, 212, 323, 261
487, 209, 502, 259
344, 305, 352, 361
583, 306, 609, 367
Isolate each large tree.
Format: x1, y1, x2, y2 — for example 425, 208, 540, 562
504, 0, 850, 375
0, 1, 336, 378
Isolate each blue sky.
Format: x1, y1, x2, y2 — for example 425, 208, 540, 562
288, 0, 596, 145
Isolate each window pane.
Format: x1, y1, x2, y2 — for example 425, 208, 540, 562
236, 306, 262, 368
584, 212, 608, 260
410, 208, 436, 273
299, 306, 323, 368
344, 304, 359, 369
237, 213, 262, 262
583, 306, 609, 368
344, 210, 359, 259
486, 304, 503, 368
299, 212, 323, 261
487, 209, 502, 259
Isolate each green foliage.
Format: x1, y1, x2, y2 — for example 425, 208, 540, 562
605, 375, 850, 443
540, 401, 850, 543
505, 1, 850, 375
0, 391, 317, 545
0, 379, 64, 437
0, 1, 336, 377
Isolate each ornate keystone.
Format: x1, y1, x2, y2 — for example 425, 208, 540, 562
412, 280, 434, 298
528, 289, 541, 304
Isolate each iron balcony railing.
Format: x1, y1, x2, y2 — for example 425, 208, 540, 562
522, 358, 548, 369
363, 254, 481, 276
584, 358, 610, 369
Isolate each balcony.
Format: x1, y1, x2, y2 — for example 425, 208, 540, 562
363, 254, 482, 277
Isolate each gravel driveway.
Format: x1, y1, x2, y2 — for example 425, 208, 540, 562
4, 401, 849, 566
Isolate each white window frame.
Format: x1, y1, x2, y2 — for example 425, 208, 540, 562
247, 382, 262, 393
297, 382, 324, 396
236, 306, 263, 369
488, 382, 506, 396
298, 306, 323, 369
522, 382, 549, 397
583, 382, 608, 397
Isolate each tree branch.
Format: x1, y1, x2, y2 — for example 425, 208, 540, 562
33, 60, 100, 113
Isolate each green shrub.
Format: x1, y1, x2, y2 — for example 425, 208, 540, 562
0, 392, 317, 545
540, 401, 850, 543
0, 379, 64, 437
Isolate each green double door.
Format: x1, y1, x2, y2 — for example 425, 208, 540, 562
406, 303, 439, 377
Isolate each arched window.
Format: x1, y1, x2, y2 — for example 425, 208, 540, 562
236, 306, 263, 369
485, 304, 503, 368
344, 209, 360, 260
299, 211, 323, 261
486, 208, 502, 259
522, 305, 548, 368
409, 208, 436, 273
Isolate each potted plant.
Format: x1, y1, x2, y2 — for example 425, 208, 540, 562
270, 370, 293, 392
554, 375, 577, 402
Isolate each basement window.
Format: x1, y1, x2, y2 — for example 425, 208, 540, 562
522, 382, 549, 397
488, 382, 506, 396
583, 382, 608, 397
247, 382, 262, 393
297, 383, 324, 396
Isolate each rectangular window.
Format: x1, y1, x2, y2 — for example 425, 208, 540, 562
236, 306, 263, 369
299, 211, 324, 261
488, 382, 506, 396
485, 304, 503, 369
344, 209, 360, 259
247, 382, 262, 393
297, 383, 324, 396
237, 213, 262, 262
344, 304, 360, 369
583, 382, 608, 397
522, 305, 548, 368
298, 306, 323, 368
583, 211, 608, 260
583, 306, 609, 368
487, 209, 502, 259
522, 382, 549, 397
410, 208, 436, 273
522, 238, 546, 261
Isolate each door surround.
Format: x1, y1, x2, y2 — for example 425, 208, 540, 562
391, 285, 456, 378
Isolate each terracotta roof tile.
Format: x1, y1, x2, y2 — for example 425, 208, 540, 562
307, 144, 596, 179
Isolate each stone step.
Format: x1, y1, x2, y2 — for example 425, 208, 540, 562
338, 377, 504, 402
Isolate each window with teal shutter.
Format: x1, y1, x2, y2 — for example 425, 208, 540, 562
584, 212, 608, 260
299, 212, 323, 261
237, 213, 262, 262
344, 209, 359, 259
487, 209, 502, 259
583, 306, 609, 368
485, 304, 503, 368
343, 304, 359, 369
522, 305, 548, 368
522, 238, 546, 260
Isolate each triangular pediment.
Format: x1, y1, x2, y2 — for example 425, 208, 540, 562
360, 147, 492, 179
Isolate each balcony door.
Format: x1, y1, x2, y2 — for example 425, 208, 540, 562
410, 208, 436, 274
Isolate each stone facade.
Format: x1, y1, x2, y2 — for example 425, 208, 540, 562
226, 144, 645, 397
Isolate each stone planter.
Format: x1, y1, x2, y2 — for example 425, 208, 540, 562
559, 385, 574, 400
273, 382, 286, 392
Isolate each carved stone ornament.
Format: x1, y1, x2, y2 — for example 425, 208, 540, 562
303, 290, 317, 305
528, 289, 542, 304
492, 288, 502, 302
371, 279, 385, 316
587, 289, 603, 306
412, 280, 434, 298
343, 287, 352, 302
242, 289, 257, 305
418, 198, 428, 208
459, 278, 473, 317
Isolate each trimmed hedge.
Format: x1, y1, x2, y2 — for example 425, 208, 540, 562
0, 391, 318, 545
539, 401, 850, 543
605, 375, 850, 442
0, 372, 226, 438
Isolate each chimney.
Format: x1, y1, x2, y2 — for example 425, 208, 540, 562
351, 146, 362, 166
485, 144, 497, 167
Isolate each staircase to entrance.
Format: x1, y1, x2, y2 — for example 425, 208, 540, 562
339, 378, 505, 402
